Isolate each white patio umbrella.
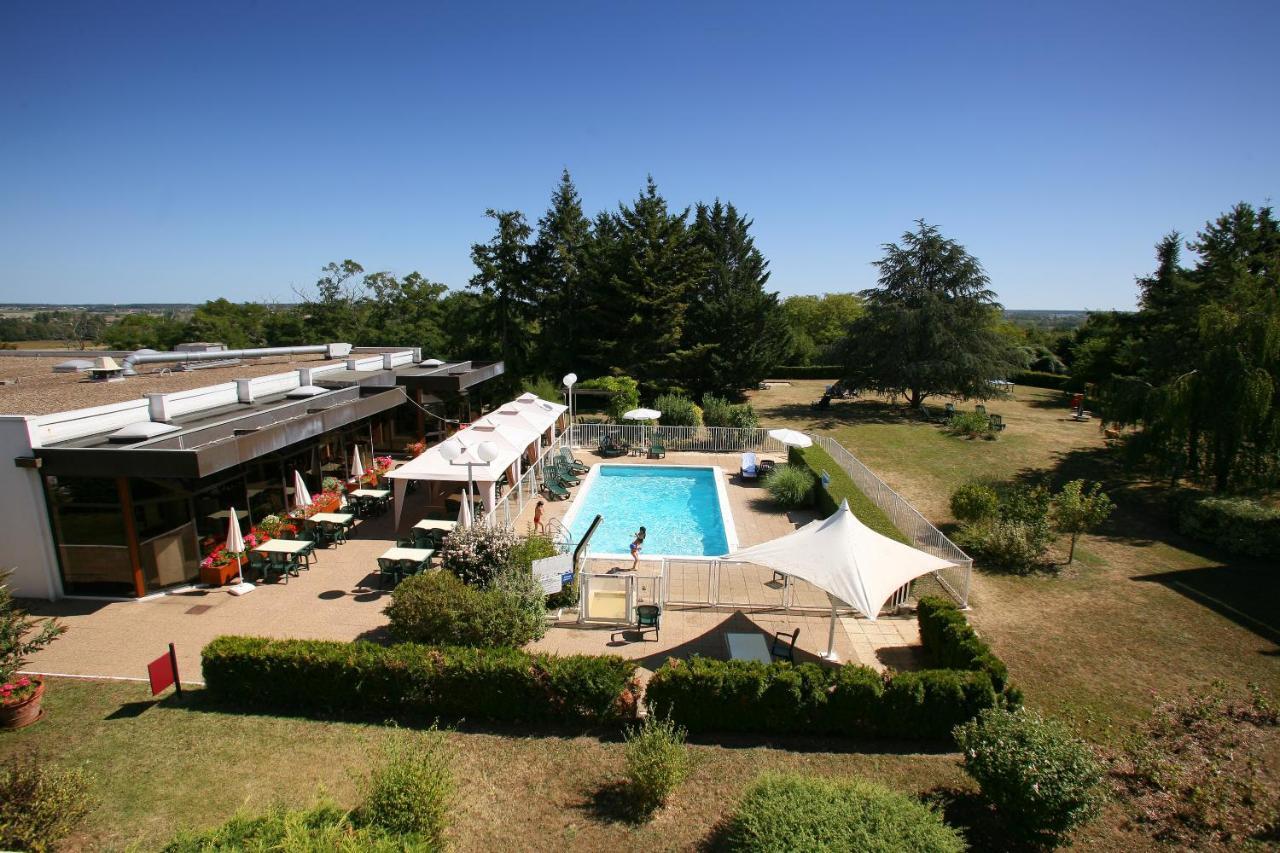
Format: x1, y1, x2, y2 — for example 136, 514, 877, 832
456, 492, 472, 527
224, 504, 250, 591
623, 408, 662, 420
350, 446, 366, 480
723, 499, 954, 659
292, 470, 313, 510
767, 428, 813, 449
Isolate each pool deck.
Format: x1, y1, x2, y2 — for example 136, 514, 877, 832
21, 449, 924, 685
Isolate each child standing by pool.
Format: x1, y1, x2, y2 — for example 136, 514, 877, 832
533, 500, 545, 533
630, 526, 646, 570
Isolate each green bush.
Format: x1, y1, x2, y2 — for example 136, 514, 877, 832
522, 375, 563, 403
701, 393, 733, 427
724, 773, 965, 852
763, 464, 815, 509
765, 365, 843, 379
1011, 370, 1076, 391
945, 410, 995, 438
916, 596, 1010, 694
954, 707, 1105, 846
953, 482, 1054, 573
160, 803, 405, 852
623, 714, 691, 813
1175, 494, 1280, 558
579, 375, 641, 422
357, 730, 453, 844
654, 393, 702, 427
788, 445, 907, 543
728, 402, 759, 430
436, 524, 517, 587
0, 761, 95, 853
201, 636, 638, 724
385, 570, 546, 648
950, 481, 1000, 523
509, 533, 577, 609
645, 657, 1000, 740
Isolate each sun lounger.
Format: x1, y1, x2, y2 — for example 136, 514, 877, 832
648, 441, 666, 459
740, 452, 759, 479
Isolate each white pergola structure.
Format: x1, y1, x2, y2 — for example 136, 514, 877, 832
386, 394, 568, 528
723, 499, 957, 660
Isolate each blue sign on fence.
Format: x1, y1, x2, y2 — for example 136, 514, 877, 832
561, 572, 574, 586
820, 470, 831, 486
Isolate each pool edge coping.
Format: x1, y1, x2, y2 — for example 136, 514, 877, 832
561, 461, 739, 560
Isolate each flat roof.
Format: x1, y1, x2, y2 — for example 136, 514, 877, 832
0, 354, 343, 416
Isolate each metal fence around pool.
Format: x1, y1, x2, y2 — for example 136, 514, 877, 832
569, 422, 788, 455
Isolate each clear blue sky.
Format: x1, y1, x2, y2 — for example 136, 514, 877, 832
2, 1, 1276, 310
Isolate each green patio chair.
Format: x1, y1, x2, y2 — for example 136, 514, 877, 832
294, 530, 318, 566
376, 557, 400, 588
265, 553, 291, 584
770, 628, 800, 663
397, 558, 422, 579
558, 447, 589, 474
974, 403, 987, 416
635, 604, 661, 641
944, 402, 956, 417
542, 477, 570, 501
412, 529, 438, 550
246, 551, 270, 583
989, 413, 1006, 431
648, 441, 666, 458
553, 462, 581, 486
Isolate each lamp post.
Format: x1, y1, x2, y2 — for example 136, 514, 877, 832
562, 372, 577, 436
437, 440, 471, 522
476, 441, 500, 526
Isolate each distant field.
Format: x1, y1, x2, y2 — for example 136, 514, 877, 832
0, 339, 107, 349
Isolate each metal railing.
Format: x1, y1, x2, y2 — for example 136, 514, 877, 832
812, 433, 971, 607
569, 423, 788, 455
490, 430, 574, 529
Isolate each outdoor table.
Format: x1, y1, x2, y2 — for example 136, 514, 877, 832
252, 538, 311, 555
308, 512, 354, 525
725, 632, 772, 664
350, 488, 390, 499
413, 519, 458, 533
380, 547, 435, 564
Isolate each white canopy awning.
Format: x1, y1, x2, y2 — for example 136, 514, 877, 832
386, 424, 526, 484
723, 499, 955, 621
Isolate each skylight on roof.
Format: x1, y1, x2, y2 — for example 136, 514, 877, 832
286, 385, 328, 398
108, 421, 181, 443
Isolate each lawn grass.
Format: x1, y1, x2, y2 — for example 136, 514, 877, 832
1, 678, 968, 852
748, 381, 1280, 741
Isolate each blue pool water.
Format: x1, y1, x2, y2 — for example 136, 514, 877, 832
565, 466, 731, 557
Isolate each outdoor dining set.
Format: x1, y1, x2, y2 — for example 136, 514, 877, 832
377, 518, 457, 587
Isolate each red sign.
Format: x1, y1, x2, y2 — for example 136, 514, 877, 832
147, 643, 181, 696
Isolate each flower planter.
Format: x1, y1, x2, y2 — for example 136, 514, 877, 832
0, 677, 45, 730
199, 554, 248, 587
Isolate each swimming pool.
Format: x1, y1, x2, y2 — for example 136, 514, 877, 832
561, 464, 738, 559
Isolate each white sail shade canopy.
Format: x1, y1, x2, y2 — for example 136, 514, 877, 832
723, 499, 955, 621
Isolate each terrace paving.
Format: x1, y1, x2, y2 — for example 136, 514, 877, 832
22, 449, 925, 685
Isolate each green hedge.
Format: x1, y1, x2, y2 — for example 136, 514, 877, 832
202, 636, 638, 724
788, 444, 908, 543
917, 596, 1010, 693
765, 365, 843, 380
645, 657, 998, 741
1175, 494, 1280, 559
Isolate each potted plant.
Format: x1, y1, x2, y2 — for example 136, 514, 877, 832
1, 569, 66, 730
197, 533, 256, 587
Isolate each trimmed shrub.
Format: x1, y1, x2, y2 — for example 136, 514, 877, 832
357, 730, 453, 843
954, 707, 1105, 846
950, 481, 1000, 523
946, 410, 995, 438
878, 669, 998, 740
762, 464, 815, 509
645, 657, 1000, 740
623, 714, 690, 813
160, 803, 404, 852
727, 402, 759, 430
654, 393, 702, 427
765, 365, 843, 380
385, 570, 546, 648
788, 445, 907, 543
700, 393, 733, 427
1010, 370, 1076, 391
724, 773, 965, 852
0, 761, 95, 853
201, 636, 638, 724
1175, 494, 1280, 558
916, 596, 1010, 694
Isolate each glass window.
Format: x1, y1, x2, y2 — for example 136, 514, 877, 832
44, 475, 133, 596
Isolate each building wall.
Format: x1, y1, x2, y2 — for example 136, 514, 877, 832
0, 416, 61, 600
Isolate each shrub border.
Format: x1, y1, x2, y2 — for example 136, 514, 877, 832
787, 444, 907, 543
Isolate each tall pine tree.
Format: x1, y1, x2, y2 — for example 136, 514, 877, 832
469, 209, 535, 382
528, 170, 592, 379
684, 200, 788, 395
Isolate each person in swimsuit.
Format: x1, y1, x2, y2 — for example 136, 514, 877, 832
533, 500, 545, 533
630, 526, 646, 570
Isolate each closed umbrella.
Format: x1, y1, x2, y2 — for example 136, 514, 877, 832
767, 428, 812, 449
350, 446, 366, 480
457, 492, 472, 527
292, 470, 313, 510
225, 507, 247, 586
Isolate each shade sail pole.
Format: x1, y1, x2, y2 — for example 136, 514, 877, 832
823, 599, 840, 662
